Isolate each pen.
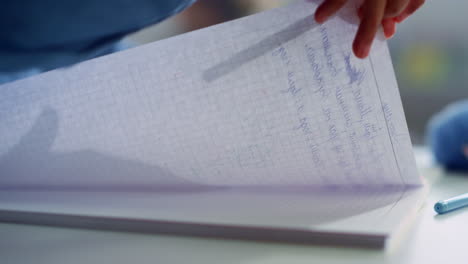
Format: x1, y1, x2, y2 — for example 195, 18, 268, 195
434, 193, 468, 214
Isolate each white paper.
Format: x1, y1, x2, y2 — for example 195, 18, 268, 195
0, 0, 426, 248
0, 1, 421, 190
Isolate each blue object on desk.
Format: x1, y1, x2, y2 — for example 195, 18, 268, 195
434, 193, 468, 214
427, 100, 468, 171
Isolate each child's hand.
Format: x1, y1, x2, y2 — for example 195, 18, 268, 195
314, 0, 425, 58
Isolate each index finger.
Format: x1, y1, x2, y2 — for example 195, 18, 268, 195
352, 0, 387, 58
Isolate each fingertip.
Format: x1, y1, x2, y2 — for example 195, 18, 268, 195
353, 41, 370, 59
390, 24, 397, 39
386, 30, 396, 39
314, 11, 326, 24
314, 3, 330, 24
394, 13, 408, 23
382, 19, 397, 39
314, 0, 348, 24
384, 31, 391, 39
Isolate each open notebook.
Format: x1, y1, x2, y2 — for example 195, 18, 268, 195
0, 0, 426, 248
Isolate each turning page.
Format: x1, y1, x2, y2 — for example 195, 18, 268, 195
0, 0, 424, 247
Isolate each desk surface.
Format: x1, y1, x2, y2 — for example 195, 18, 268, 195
2, 148, 468, 264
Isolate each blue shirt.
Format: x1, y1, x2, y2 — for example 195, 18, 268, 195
0, 0, 196, 84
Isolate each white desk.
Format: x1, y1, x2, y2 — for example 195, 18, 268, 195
2, 148, 468, 264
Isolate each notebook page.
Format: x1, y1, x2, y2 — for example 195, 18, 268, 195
0, 0, 421, 188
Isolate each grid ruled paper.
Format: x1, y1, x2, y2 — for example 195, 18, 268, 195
0, 0, 421, 189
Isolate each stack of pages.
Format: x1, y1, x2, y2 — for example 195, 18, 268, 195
0, 0, 426, 248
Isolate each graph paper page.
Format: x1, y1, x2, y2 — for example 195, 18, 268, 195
0, 0, 421, 188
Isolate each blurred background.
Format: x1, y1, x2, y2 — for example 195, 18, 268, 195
125, 0, 468, 145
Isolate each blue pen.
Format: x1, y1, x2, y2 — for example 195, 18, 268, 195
434, 193, 468, 214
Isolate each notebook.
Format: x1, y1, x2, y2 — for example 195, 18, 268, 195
0, 0, 426, 248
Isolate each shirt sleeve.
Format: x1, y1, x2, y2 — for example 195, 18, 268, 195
0, 0, 196, 82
